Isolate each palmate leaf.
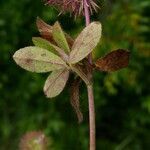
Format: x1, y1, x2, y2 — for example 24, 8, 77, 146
36, 17, 74, 47
52, 22, 70, 53
95, 49, 130, 72
13, 46, 67, 73
44, 69, 69, 98
69, 22, 102, 64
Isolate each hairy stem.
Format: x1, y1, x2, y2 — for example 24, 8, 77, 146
84, 0, 96, 150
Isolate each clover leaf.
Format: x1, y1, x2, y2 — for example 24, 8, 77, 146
13, 18, 130, 100
13, 19, 102, 98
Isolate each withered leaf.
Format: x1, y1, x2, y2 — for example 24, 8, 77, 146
36, 17, 74, 47
70, 78, 83, 123
32, 37, 69, 61
36, 17, 55, 44
69, 22, 102, 64
44, 69, 69, 98
95, 49, 130, 72
13, 46, 67, 73
52, 21, 70, 53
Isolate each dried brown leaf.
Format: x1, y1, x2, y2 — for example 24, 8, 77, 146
36, 17, 55, 44
95, 49, 130, 72
70, 78, 83, 123
44, 69, 69, 98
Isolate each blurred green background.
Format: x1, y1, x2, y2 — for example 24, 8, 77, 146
0, 0, 150, 149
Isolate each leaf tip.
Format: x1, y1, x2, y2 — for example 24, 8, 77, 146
32, 37, 36, 42
43, 86, 50, 98
36, 16, 40, 21
54, 21, 60, 26
32, 37, 40, 44
13, 50, 19, 61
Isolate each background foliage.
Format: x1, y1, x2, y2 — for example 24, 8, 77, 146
0, 0, 150, 149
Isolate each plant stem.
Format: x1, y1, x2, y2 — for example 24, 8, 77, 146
84, 0, 92, 64
84, 0, 90, 26
84, 0, 96, 150
87, 85, 96, 150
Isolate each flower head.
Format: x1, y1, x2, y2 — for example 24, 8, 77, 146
19, 131, 49, 150
45, 0, 99, 16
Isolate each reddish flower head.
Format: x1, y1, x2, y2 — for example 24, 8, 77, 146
45, 0, 99, 16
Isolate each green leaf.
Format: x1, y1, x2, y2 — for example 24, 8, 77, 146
69, 22, 102, 64
36, 18, 74, 47
44, 69, 69, 98
95, 49, 130, 72
13, 46, 67, 73
52, 21, 70, 53
32, 37, 69, 62
32, 37, 57, 54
